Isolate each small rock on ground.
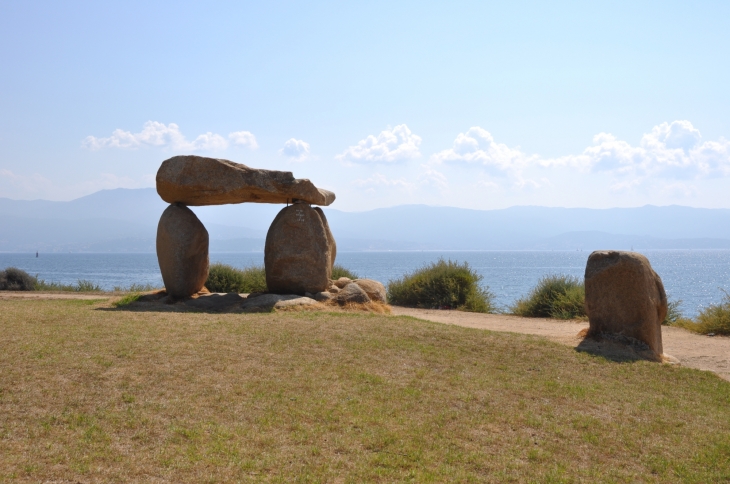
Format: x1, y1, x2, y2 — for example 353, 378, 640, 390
241, 293, 319, 312
314, 291, 334, 302
334, 277, 352, 289
353, 279, 387, 303
336, 283, 371, 304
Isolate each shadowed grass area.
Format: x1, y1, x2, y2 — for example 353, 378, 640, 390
387, 258, 495, 312
113, 293, 143, 307
1, 299, 729, 482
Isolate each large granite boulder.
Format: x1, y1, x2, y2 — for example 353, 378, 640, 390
156, 204, 209, 299
265, 202, 335, 294
156, 155, 335, 206
584, 251, 667, 357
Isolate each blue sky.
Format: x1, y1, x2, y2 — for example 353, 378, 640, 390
1, 0, 729, 211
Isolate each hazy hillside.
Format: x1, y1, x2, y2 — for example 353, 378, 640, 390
2, 188, 730, 252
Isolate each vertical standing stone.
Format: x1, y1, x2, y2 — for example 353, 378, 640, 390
156, 203, 209, 299
584, 251, 667, 357
265, 202, 335, 294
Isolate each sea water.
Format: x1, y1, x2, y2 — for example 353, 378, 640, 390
2, 250, 729, 318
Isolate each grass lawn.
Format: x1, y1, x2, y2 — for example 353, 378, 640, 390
1, 298, 729, 482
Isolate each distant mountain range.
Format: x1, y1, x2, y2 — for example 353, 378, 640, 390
2, 188, 730, 252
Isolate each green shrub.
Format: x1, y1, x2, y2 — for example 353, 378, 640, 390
35, 280, 77, 291
76, 279, 102, 292
331, 264, 359, 280
0, 267, 37, 291
676, 293, 730, 335
35, 279, 103, 292
113, 283, 158, 292
511, 275, 586, 319
387, 259, 495, 313
206, 263, 267, 293
549, 284, 587, 320
663, 298, 684, 325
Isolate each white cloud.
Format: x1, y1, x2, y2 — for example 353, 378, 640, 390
187, 132, 229, 151
643, 120, 701, 151
352, 173, 414, 191
279, 138, 311, 162
476, 179, 501, 190
352, 165, 449, 197
82, 121, 258, 152
549, 121, 730, 179
432, 127, 535, 172
417, 164, 448, 192
438, 121, 730, 182
336, 124, 422, 164
229, 131, 258, 149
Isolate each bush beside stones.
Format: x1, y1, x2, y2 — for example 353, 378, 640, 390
511, 275, 586, 320
0, 267, 37, 291
205, 263, 267, 293
331, 265, 359, 280
387, 259, 495, 313
676, 292, 730, 335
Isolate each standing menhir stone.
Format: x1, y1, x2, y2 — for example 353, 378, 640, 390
156, 203, 210, 299
584, 251, 667, 357
265, 202, 335, 294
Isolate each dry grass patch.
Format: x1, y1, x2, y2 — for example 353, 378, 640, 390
0, 298, 729, 482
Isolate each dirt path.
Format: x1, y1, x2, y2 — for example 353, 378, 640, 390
392, 307, 730, 382
0, 291, 110, 300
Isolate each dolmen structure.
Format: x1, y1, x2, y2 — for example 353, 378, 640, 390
155, 155, 337, 300
154, 155, 387, 309
583, 250, 668, 360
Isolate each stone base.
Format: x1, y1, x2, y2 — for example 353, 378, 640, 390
577, 331, 671, 363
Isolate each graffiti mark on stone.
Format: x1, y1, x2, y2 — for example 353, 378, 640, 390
295, 208, 305, 223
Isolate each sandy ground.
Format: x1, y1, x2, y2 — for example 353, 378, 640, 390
2, 292, 727, 381
392, 307, 730, 382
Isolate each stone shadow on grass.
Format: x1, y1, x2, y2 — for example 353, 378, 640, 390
100, 292, 322, 314
575, 333, 662, 363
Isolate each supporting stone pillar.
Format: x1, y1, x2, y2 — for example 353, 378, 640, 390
264, 201, 335, 294
156, 203, 209, 299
